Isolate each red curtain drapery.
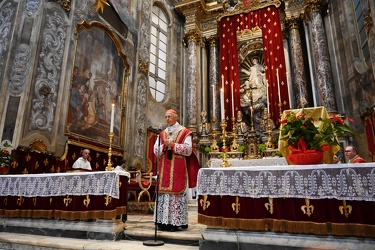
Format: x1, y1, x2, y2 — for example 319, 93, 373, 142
364, 111, 375, 161
219, 5, 290, 128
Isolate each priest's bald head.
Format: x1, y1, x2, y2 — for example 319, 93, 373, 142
165, 109, 178, 127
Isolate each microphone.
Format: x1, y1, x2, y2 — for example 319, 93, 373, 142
167, 147, 172, 160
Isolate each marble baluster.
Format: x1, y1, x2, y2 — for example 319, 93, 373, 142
304, 0, 338, 112
208, 36, 220, 130
185, 32, 200, 133
287, 16, 309, 108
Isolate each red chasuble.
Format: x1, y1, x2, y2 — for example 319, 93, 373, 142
158, 126, 200, 194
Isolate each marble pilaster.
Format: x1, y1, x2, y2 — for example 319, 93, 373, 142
207, 36, 220, 131
304, 0, 337, 112
287, 16, 309, 108
185, 32, 200, 132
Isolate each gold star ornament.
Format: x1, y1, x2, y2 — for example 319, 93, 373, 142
93, 0, 110, 13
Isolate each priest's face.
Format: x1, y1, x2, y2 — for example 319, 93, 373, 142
344, 146, 356, 160
165, 112, 177, 126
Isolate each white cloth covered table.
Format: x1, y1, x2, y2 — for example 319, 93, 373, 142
0, 171, 130, 199
197, 163, 375, 201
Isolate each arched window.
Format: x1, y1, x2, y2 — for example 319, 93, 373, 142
353, 0, 370, 64
149, 6, 168, 102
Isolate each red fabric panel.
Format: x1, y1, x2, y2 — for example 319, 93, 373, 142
198, 195, 375, 237
365, 113, 375, 161
219, 5, 290, 128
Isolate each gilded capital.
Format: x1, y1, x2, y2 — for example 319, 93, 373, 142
286, 15, 304, 30
185, 30, 201, 43
303, 0, 323, 20
206, 35, 218, 47
364, 9, 373, 33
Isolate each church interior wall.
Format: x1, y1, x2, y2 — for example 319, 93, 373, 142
0, 0, 374, 165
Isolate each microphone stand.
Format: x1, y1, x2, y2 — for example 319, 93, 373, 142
143, 131, 164, 246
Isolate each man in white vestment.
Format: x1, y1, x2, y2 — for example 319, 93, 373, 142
72, 149, 92, 170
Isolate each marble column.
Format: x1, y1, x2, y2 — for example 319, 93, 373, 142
185, 32, 200, 133
287, 16, 309, 108
207, 36, 220, 131
304, 0, 337, 112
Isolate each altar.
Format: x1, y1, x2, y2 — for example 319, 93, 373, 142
0, 171, 130, 240
197, 163, 375, 238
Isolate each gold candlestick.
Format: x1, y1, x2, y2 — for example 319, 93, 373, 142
265, 111, 275, 150
230, 117, 239, 152
106, 132, 115, 171
220, 120, 231, 167
278, 102, 283, 121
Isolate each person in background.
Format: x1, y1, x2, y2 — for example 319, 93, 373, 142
115, 159, 127, 172
345, 146, 366, 163
153, 109, 200, 232
72, 149, 92, 170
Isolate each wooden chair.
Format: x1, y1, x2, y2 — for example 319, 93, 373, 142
127, 169, 153, 203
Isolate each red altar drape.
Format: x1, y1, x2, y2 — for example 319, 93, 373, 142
364, 111, 375, 161
219, 5, 290, 128
198, 195, 375, 237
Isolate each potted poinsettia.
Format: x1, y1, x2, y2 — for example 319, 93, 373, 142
279, 108, 359, 164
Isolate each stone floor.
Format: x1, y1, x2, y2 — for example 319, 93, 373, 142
1, 201, 375, 250
0, 202, 204, 250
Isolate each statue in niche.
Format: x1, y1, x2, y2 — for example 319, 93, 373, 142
240, 56, 268, 131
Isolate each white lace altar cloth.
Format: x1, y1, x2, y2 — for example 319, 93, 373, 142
0, 171, 130, 199
207, 157, 288, 168
197, 163, 375, 201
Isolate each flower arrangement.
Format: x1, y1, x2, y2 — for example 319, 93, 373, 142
0, 142, 16, 174
279, 108, 359, 164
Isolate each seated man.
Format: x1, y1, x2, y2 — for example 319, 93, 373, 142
72, 148, 92, 170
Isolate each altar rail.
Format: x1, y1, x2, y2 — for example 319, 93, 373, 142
197, 163, 375, 237
0, 171, 129, 221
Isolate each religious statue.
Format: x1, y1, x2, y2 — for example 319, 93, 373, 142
240, 57, 268, 131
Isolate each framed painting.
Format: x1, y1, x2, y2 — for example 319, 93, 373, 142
65, 21, 129, 148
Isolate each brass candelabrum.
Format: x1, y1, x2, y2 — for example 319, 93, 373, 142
220, 119, 232, 167
230, 117, 239, 152
265, 110, 275, 150
106, 132, 115, 171
278, 102, 283, 121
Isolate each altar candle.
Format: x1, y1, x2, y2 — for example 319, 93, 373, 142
231, 83, 234, 117
220, 88, 225, 120
266, 83, 269, 111
110, 103, 115, 133
221, 74, 224, 90
277, 68, 281, 103
212, 85, 216, 116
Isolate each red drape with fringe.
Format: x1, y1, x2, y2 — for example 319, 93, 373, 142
219, 5, 290, 128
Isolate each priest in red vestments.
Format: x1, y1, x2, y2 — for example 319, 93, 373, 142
153, 109, 200, 231
345, 146, 366, 163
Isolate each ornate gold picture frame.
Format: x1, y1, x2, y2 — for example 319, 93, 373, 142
65, 21, 129, 148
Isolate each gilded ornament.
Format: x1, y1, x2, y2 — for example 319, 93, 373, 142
93, 0, 110, 13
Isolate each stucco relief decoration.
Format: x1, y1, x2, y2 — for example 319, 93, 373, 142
29, 11, 66, 133
138, 0, 151, 75
0, 2, 15, 88
135, 79, 147, 158
26, 0, 41, 16
66, 21, 128, 147
9, 44, 31, 95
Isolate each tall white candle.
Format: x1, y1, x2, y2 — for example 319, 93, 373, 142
110, 103, 115, 133
212, 85, 216, 116
221, 74, 224, 90
220, 88, 225, 120
231, 83, 234, 117
276, 68, 281, 103
266, 83, 269, 111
